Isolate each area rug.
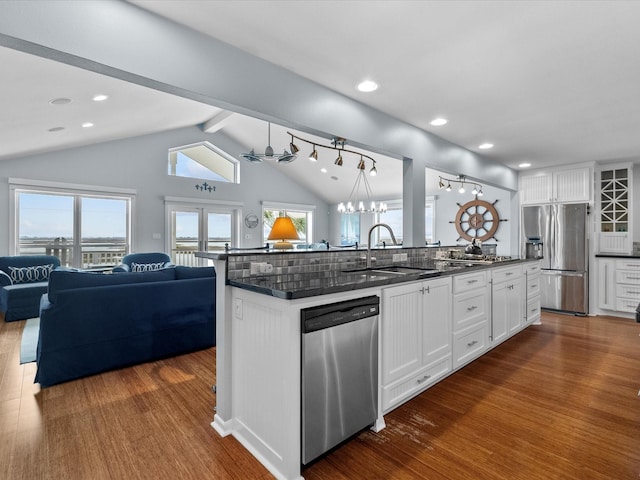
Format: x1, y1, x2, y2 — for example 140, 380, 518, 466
20, 317, 39, 364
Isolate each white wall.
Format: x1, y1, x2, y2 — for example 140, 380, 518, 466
0, 126, 329, 255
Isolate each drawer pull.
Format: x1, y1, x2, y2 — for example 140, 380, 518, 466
505, 272, 513, 276
417, 374, 431, 384
531, 284, 538, 289
467, 305, 478, 312
531, 308, 538, 313
467, 279, 478, 284
467, 340, 478, 348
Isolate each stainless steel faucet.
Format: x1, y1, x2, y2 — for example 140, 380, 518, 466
367, 223, 398, 268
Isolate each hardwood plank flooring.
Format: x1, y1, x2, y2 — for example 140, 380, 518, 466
1, 312, 638, 479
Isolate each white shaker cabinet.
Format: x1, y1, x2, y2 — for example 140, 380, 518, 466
452, 271, 490, 369
524, 261, 542, 325
520, 167, 590, 205
490, 265, 524, 347
381, 276, 452, 412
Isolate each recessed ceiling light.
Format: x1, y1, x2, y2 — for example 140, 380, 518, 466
430, 118, 448, 126
92, 94, 109, 102
49, 97, 72, 106
519, 162, 531, 168
478, 143, 494, 150
357, 80, 378, 92
320, 168, 327, 173
82, 122, 94, 128
48, 126, 65, 132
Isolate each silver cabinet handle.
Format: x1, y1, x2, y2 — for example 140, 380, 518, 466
506, 272, 513, 276
467, 340, 478, 347
626, 276, 640, 280
417, 374, 431, 384
467, 279, 478, 284
467, 305, 478, 312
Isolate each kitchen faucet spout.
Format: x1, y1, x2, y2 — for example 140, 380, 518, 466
367, 223, 398, 268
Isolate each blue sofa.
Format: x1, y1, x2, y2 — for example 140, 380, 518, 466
0, 255, 61, 322
35, 265, 216, 387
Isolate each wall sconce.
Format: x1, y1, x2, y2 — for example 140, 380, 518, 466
267, 216, 300, 249
438, 175, 484, 196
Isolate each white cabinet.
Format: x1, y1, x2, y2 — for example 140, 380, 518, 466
491, 265, 524, 346
597, 165, 632, 254
524, 261, 542, 325
520, 167, 590, 205
452, 270, 490, 368
597, 258, 616, 310
614, 259, 640, 313
381, 276, 452, 412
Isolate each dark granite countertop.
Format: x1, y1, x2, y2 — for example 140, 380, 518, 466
595, 253, 640, 258
228, 258, 530, 299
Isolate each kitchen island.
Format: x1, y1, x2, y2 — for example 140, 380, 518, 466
197, 247, 540, 480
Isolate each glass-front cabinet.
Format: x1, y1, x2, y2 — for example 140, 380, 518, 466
598, 164, 632, 254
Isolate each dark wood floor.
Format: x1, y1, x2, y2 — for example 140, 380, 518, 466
1, 312, 638, 479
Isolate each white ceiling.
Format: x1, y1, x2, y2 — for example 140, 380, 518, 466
3, 1, 640, 203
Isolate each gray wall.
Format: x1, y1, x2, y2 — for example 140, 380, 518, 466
0, 126, 329, 255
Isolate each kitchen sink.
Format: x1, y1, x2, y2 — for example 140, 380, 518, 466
343, 266, 439, 277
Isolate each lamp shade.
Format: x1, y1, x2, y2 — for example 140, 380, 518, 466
267, 217, 300, 249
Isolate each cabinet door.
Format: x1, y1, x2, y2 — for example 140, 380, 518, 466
508, 278, 524, 333
491, 281, 509, 344
422, 277, 452, 366
597, 259, 616, 310
381, 283, 423, 384
520, 173, 552, 204
553, 168, 590, 203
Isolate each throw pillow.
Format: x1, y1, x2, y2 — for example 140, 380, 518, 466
8, 263, 55, 284
130, 261, 166, 272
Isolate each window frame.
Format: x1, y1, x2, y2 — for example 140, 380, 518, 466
261, 201, 315, 246
9, 178, 135, 268
168, 141, 241, 184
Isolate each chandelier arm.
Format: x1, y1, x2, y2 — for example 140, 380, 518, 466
287, 132, 376, 163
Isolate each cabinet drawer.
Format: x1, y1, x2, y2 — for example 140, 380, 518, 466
616, 270, 640, 285
526, 296, 541, 323
453, 271, 487, 294
382, 356, 452, 412
527, 273, 541, 298
615, 297, 639, 313
524, 261, 542, 276
616, 284, 640, 299
492, 265, 522, 284
453, 323, 488, 369
453, 290, 488, 331
616, 259, 640, 271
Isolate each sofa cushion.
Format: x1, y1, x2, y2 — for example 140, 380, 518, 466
130, 261, 167, 272
7, 263, 55, 284
174, 265, 216, 280
48, 267, 177, 303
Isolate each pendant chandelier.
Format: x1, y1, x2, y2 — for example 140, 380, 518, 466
337, 156, 387, 214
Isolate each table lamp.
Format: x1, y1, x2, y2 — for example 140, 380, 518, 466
267, 216, 300, 249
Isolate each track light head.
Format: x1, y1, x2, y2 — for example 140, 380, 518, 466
335, 153, 343, 166
309, 149, 318, 161
289, 136, 300, 154
357, 157, 366, 170
369, 162, 377, 176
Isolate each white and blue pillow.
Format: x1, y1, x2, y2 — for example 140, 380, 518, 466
130, 262, 166, 272
8, 263, 55, 284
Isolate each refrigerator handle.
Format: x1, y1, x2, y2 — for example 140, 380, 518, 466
548, 205, 555, 267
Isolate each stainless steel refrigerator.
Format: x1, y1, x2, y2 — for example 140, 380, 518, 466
521, 203, 588, 314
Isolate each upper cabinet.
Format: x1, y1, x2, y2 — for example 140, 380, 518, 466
597, 163, 633, 254
520, 167, 591, 205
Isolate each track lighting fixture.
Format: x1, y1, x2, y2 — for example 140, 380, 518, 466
309, 148, 318, 161
287, 131, 377, 169
335, 152, 343, 166
289, 136, 300, 154
240, 122, 297, 163
369, 161, 377, 176
438, 175, 483, 196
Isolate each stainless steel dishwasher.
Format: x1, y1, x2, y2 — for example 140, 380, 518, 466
301, 295, 379, 465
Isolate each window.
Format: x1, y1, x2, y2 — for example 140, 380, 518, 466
12, 181, 132, 269
357, 197, 434, 246
168, 141, 240, 183
340, 214, 360, 245
262, 202, 314, 246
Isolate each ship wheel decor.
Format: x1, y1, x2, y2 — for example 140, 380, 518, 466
450, 198, 508, 242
